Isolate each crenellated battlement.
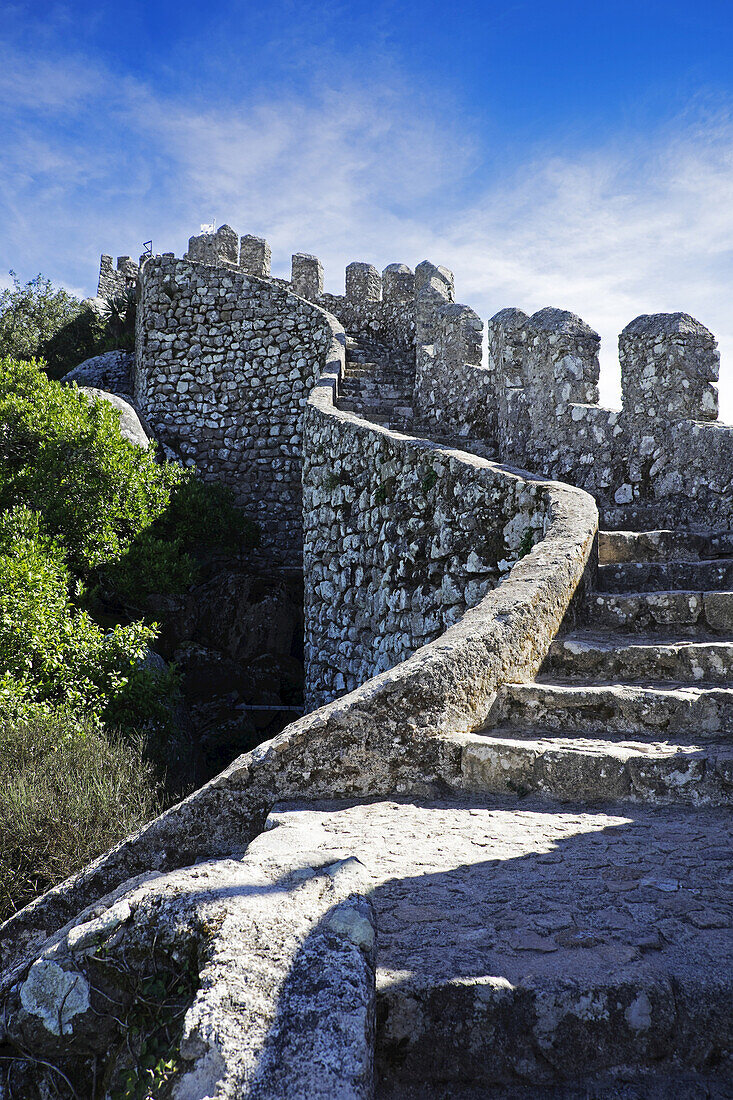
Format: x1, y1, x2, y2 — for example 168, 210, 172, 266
97, 254, 140, 298
484, 306, 731, 526
97, 222, 732, 531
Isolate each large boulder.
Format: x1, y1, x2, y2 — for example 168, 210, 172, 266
61, 350, 133, 395
78, 387, 153, 450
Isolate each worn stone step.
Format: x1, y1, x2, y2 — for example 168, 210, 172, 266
493, 680, 733, 736
378, 1072, 733, 1099
255, 799, 733, 1095
546, 632, 733, 684
458, 727, 733, 806
261, 798, 733, 1095
599, 529, 733, 564
587, 590, 733, 634
598, 560, 733, 593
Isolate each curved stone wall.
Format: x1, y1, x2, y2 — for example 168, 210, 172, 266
303, 380, 555, 708
0, 294, 597, 984
134, 254, 334, 564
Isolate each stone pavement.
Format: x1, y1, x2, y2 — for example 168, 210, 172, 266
265, 796, 733, 1096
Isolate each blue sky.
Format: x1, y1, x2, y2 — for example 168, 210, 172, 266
2, 0, 733, 413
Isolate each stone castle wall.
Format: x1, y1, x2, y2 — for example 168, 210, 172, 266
128, 233, 561, 711
116, 221, 733, 553
303, 394, 552, 707
0, 303, 596, 997
134, 253, 333, 565
97, 254, 139, 298
489, 307, 733, 528
413, 265, 495, 445
126, 227, 440, 566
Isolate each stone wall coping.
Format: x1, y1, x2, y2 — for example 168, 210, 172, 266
0, 296, 598, 984
621, 312, 715, 339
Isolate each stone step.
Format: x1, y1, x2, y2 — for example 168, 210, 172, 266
338, 398, 410, 414
458, 727, 733, 806
378, 1072, 733, 1099
342, 381, 413, 393
545, 632, 733, 684
599, 529, 733, 564
493, 680, 733, 736
265, 798, 733, 1095
587, 590, 733, 634
598, 560, 733, 593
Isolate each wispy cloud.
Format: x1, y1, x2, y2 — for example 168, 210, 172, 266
1, 40, 732, 417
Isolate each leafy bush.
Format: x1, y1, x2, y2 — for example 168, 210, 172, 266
0, 507, 168, 725
0, 271, 137, 380
42, 290, 136, 379
0, 356, 182, 573
102, 476, 259, 604
0, 272, 82, 365
0, 704, 161, 920
0, 357, 256, 591
0, 356, 258, 916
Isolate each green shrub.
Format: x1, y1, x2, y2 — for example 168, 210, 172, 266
0, 507, 167, 724
0, 703, 162, 920
0, 272, 82, 365
0, 357, 256, 596
0, 271, 138, 380
99, 474, 259, 604
0, 356, 182, 573
42, 290, 136, 379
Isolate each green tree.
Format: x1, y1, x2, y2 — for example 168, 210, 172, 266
0, 506, 161, 722
0, 271, 82, 363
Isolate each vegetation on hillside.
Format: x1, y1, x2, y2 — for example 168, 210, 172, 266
0, 706, 161, 918
0, 352, 256, 921
0, 270, 136, 379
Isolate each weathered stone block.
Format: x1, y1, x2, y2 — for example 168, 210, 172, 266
346, 262, 382, 302
240, 234, 271, 277
291, 253, 323, 299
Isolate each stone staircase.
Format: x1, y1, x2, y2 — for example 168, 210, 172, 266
332, 335, 733, 1092
455, 526, 733, 809
336, 335, 415, 431
371, 526, 733, 1095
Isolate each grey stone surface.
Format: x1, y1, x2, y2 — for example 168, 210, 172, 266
291, 252, 323, 299
382, 263, 414, 303
266, 798, 733, 1093
60, 349, 134, 395
2, 819, 377, 1098
477, 306, 733, 529
78, 386, 153, 449
97, 253, 139, 297
135, 254, 333, 564
240, 234, 271, 277
346, 262, 381, 302
185, 224, 239, 268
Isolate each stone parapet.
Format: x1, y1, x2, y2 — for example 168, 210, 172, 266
184, 223, 239, 267
484, 306, 732, 528
97, 254, 139, 298
346, 262, 381, 302
239, 233, 271, 277
291, 252, 324, 299
382, 263, 414, 302
134, 254, 333, 565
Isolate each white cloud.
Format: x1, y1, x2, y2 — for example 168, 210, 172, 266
1, 42, 733, 420
427, 112, 733, 416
